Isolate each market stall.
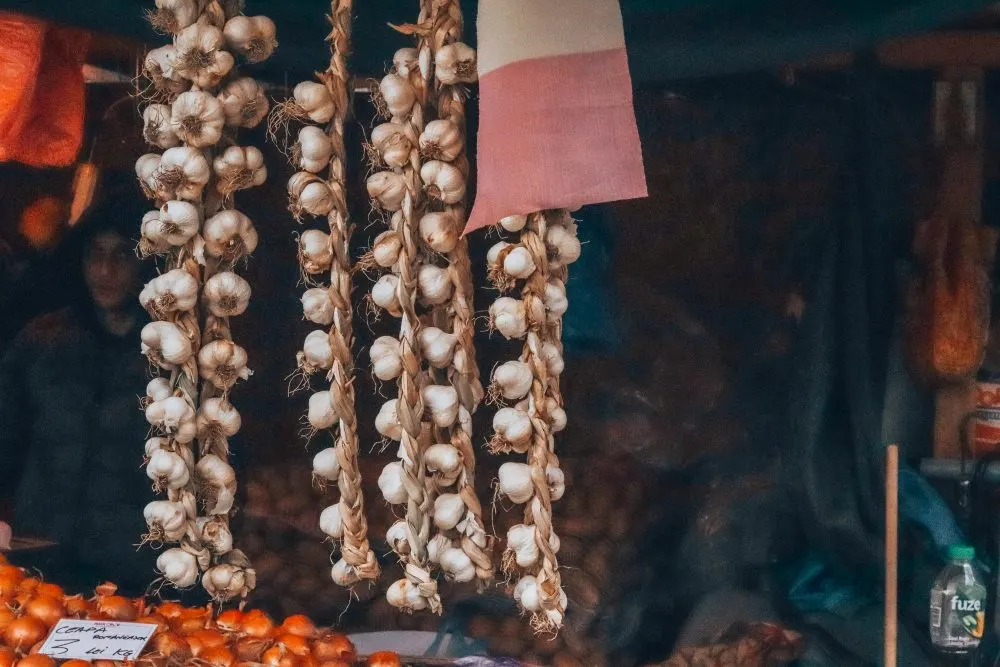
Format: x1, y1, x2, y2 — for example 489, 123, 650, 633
4, 0, 1000, 665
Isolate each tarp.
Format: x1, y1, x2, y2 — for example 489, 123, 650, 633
0, 0, 994, 83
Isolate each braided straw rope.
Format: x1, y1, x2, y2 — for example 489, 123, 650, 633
317, 0, 381, 585
519, 212, 565, 631
426, 0, 492, 586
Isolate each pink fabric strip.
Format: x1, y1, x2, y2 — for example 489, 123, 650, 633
465, 47, 647, 233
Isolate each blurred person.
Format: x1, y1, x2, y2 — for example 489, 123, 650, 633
0, 191, 156, 594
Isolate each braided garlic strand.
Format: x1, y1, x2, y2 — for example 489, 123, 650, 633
137, 0, 271, 600
488, 210, 577, 631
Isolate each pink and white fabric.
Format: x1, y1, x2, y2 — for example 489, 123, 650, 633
465, 0, 647, 233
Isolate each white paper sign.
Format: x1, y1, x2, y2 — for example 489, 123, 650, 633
39, 619, 157, 661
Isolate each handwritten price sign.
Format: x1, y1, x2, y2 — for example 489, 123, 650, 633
39, 619, 157, 661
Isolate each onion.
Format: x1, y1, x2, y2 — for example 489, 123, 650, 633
278, 614, 316, 639
23, 595, 64, 628
312, 632, 355, 662
3, 616, 46, 651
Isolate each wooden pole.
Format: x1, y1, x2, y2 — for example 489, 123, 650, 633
885, 444, 899, 667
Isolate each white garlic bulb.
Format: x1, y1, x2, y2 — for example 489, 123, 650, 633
198, 339, 251, 390
439, 547, 475, 583
546, 223, 582, 266
139, 269, 199, 317
146, 378, 173, 403
370, 336, 403, 382
498, 462, 534, 504
378, 461, 407, 504
174, 23, 234, 89
218, 77, 269, 128
136, 154, 162, 195
147, 449, 191, 491
148, 0, 205, 34
203, 210, 258, 260
492, 406, 532, 453
540, 341, 565, 377
420, 160, 466, 204
143, 104, 180, 149
370, 122, 415, 169
386, 520, 410, 555
293, 81, 336, 124
499, 214, 528, 233
301, 330, 334, 372
489, 297, 528, 339
213, 145, 267, 194
298, 229, 334, 274
144, 500, 188, 542
203, 271, 251, 317
386, 578, 427, 611
419, 212, 459, 254
435, 42, 477, 85
141, 321, 193, 369
425, 443, 463, 484
370, 230, 402, 268
545, 279, 569, 318
289, 172, 336, 218
150, 200, 201, 247
222, 15, 277, 63
143, 45, 187, 94
330, 558, 360, 587
419, 119, 464, 162
371, 274, 401, 315
492, 360, 533, 400
417, 265, 452, 306
156, 146, 211, 201
375, 399, 402, 441
145, 396, 197, 443
433, 494, 465, 531
422, 385, 459, 429
312, 447, 341, 483
418, 327, 457, 369
301, 288, 336, 325
170, 90, 225, 148
157, 548, 199, 589
307, 390, 338, 430
196, 516, 234, 555
366, 171, 407, 212
319, 503, 344, 540
514, 575, 540, 612
295, 126, 333, 174
378, 74, 416, 119
392, 48, 419, 77
196, 396, 241, 445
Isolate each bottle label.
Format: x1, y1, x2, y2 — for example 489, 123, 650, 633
950, 594, 985, 639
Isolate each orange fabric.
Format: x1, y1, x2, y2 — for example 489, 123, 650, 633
0, 13, 89, 167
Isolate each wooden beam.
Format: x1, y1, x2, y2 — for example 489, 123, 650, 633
788, 31, 1000, 72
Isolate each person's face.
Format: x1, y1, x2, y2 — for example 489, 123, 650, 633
84, 231, 138, 311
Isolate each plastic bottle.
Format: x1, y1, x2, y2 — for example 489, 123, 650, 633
931, 545, 988, 654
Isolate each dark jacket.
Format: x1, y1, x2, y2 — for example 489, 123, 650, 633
0, 305, 155, 592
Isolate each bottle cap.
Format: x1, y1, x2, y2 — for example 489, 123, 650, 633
947, 545, 975, 561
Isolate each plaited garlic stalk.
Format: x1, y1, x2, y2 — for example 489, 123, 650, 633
487, 211, 578, 632
136, 0, 273, 602
409, 0, 492, 589
363, 0, 452, 615
277, 0, 379, 587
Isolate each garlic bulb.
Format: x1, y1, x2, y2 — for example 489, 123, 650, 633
174, 23, 234, 89
417, 265, 452, 306
301, 330, 334, 372
498, 462, 534, 504
375, 399, 402, 441
141, 321, 194, 369
148, 0, 205, 34
156, 147, 211, 201
145, 396, 197, 442
545, 279, 569, 318
392, 48, 419, 77
547, 465, 566, 502
143, 104, 180, 149
492, 407, 532, 453
301, 288, 336, 325
222, 15, 277, 63
139, 211, 172, 257
330, 559, 360, 587
297, 229, 334, 274
144, 436, 166, 459
294, 126, 333, 174
312, 447, 341, 483
489, 297, 528, 339
422, 384, 459, 429
147, 449, 191, 491
213, 145, 267, 194
196, 516, 234, 555
371, 274, 401, 315
492, 360, 533, 401
420, 160, 465, 204
366, 171, 407, 212
146, 378, 173, 403
418, 327, 457, 369
136, 154, 162, 196
170, 90, 225, 148
292, 81, 336, 124
371, 122, 416, 169
370, 336, 403, 382
139, 269, 199, 318
386, 578, 427, 612
506, 524, 561, 570
427, 534, 452, 564
433, 494, 465, 531
143, 45, 187, 94
499, 214, 528, 233
203, 271, 251, 317
196, 397, 241, 443
502, 246, 536, 279
198, 339, 251, 390
419, 120, 464, 162
144, 500, 188, 542
201, 562, 253, 601
378, 74, 416, 119
513, 575, 540, 612
307, 390, 339, 430
157, 548, 199, 588
419, 212, 459, 254
203, 210, 258, 260
434, 42, 477, 85
425, 443, 462, 484
439, 547, 475, 583
370, 230, 403, 268
546, 223, 582, 266
289, 172, 336, 218
195, 454, 237, 513
149, 200, 201, 247
218, 77, 269, 128
540, 341, 565, 377
378, 461, 406, 504
386, 520, 410, 555
319, 503, 344, 540
549, 402, 568, 433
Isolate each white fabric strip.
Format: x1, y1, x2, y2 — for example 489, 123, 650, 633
476, 0, 626, 76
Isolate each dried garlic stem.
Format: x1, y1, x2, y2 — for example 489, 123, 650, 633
323, 0, 380, 584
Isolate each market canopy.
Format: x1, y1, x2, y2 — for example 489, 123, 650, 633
0, 0, 996, 83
